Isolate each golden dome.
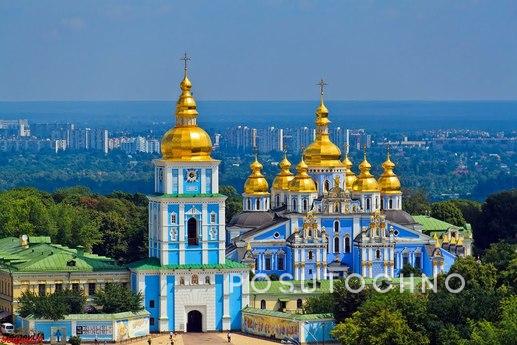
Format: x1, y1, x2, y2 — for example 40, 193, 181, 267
244, 156, 270, 195
161, 64, 213, 161
303, 93, 342, 167
352, 148, 380, 192
272, 153, 295, 190
342, 148, 357, 189
378, 149, 401, 194
288, 158, 317, 193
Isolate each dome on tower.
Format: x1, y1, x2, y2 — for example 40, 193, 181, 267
303, 83, 342, 167
161, 64, 213, 161
352, 149, 380, 193
272, 153, 295, 190
243, 156, 270, 195
342, 150, 357, 189
378, 148, 401, 194
288, 158, 317, 193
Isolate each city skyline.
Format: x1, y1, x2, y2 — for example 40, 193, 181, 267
1, 0, 517, 101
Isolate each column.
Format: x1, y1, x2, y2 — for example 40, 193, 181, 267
161, 202, 169, 265
212, 165, 219, 194
202, 203, 208, 264
223, 274, 231, 330
316, 249, 321, 280
200, 168, 206, 194
159, 273, 168, 331
165, 167, 172, 194
137, 274, 146, 307
218, 202, 226, 264
179, 204, 185, 264
177, 168, 183, 194
293, 249, 299, 280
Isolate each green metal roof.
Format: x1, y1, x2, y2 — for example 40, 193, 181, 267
128, 257, 248, 271
413, 215, 464, 232
24, 310, 149, 321
0, 237, 126, 273
243, 307, 333, 321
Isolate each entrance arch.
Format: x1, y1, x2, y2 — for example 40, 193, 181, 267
187, 310, 202, 332
187, 217, 198, 245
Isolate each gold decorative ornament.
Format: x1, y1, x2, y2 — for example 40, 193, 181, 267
378, 145, 402, 194
272, 152, 295, 190
352, 145, 380, 192
289, 158, 317, 192
243, 154, 270, 195
342, 144, 357, 189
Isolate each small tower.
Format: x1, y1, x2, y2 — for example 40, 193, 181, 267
243, 154, 270, 211
342, 144, 357, 191
378, 146, 402, 210
271, 152, 295, 208
287, 157, 318, 213
352, 145, 381, 212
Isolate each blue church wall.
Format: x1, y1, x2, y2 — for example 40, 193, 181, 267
208, 248, 219, 264
391, 224, 420, 239
205, 169, 212, 194
144, 275, 160, 332
215, 275, 224, 331
254, 224, 287, 241
167, 275, 175, 331
183, 169, 201, 194
230, 274, 243, 330
422, 248, 433, 276
441, 249, 456, 272
171, 169, 179, 194
33, 320, 71, 341
168, 243, 180, 265
185, 248, 202, 264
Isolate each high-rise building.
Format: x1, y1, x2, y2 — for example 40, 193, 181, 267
256, 127, 284, 153
294, 127, 315, 151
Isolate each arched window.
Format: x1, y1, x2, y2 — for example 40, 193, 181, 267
297, 299, 303, 309
375, 198, 378, 209
275, 194, 280, 207
376, 249, 381, 259
191, 274, 199, 285
381, 199, 384, 209
205, 276, 211, 284
308, 229, 312, 237
260, 300, 266, 309
314, 181, 318, 192
247, 199, 251, 210
366, 198, 371, 211
324, 180, 330, 192
334, 236, 340, 253
303, 199, 308, 212
187, 217, 198, 245
308, 251, 313, 260
334, 203, 339, 213
179, 277, 185, 285
389, 199, 393, 209
256, 199, 260, 210
170, 213, 177, 224
292, 199, 297, 211
344, 236, 351, 253
334, 220, 339, 233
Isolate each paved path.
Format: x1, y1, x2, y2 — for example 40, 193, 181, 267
121, 332, 279, 345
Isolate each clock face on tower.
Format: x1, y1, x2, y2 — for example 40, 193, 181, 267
186, 169, 198, 182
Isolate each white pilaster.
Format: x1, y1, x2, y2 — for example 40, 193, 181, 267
222, 274, 231, 330
179, 204, 185, 264
161, 202, 169, 265
159, 273, 168, 331
177, 168, 183, 194
200, 168, 206, 194
202, 203, 208, 264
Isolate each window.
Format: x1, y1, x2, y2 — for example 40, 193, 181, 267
344, 236, 351, 253
375, 198, 378, 209
179, 277, 185, 285
255, 258, 260, 270
366, 198, 371, 210
279, 301, 287, 310
292, 199, 297, 211
205, 276, 211, 284
150, 317, 155, 326
256, 199, 260, 210
72, 283, 79, 292
308, 269, 313, 275
170, 213, 177, 224
376, 249, 381, 259
308, 251, 313, 260
277, 256, 284, 270
334, 203, 339, 213
275, 195, 280, 206
260, 300, 266, 309
187, 217, 198, 245
191, 275, 199, 285
88, 283, 96, 296
273, 232, 280, 239
55, 284, 63, 293
389, 199, 393, 209
210, 213, 216, 223
297, 299, 303, 309
334, 237, 340, 253
303, 199, 308, 212
324, 180, 330, 192
402, 253, 409, 266
247, 199, 251, 210
334, 221, 339, 233
265, 257, 272, 270
415, 254, 421, 268
308, 229, 312, 237
38, 284, 46, 296
149, 300, 155, 308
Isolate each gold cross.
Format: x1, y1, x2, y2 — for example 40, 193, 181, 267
180, 52, 191, 72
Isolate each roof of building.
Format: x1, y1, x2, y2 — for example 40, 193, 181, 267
384, 209, 420, 227
0, 237, 126, 273
228, 211, 276, 228
250, 279, 333, 296
242, 307, 333, 321
413, 215, 466, 232
128, 257, 248, 271
23, 310, 149, 321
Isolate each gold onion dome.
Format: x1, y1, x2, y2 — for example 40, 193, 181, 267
161, 60, 213, 161
272, 153, 295, 190
352, 148, 380, 192
243, 155, 270, 195
288, 158, 317, 193
342, 148, 357, 189
378, 148, 401, 194
303, 83, 342, 167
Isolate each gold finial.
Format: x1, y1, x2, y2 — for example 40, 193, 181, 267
363, 144, 367, 160
180, 52, 191, 77
246, 242, 252, 251
317, 78, 327, 99
344, 143, 350, 156
386, 143, 391, 159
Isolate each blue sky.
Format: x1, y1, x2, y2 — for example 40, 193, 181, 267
1, 0, 516, 101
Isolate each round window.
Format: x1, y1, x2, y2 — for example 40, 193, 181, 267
273, 232, 281, 239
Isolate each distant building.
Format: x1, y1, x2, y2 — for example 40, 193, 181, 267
257, 127, 284, 153
0, 119, 30, 137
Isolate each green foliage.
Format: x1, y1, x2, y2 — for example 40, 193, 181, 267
332, 278, 371, 322
93, 283, 143, 313
220, 185, 242, 222
473, 189, 517, 250
18, 289, 86, 320
447, 199, 481, 226
431, 201, 466, 227
69, 336, 82, 345
448, 256, 498, 290
399, 263, 422, 276
483, 242, 517, 288
303, 293, 334, 315
402, 189, 431, 215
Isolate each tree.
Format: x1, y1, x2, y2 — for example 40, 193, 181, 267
220, 185, 243, 222
474, 190, 517, 250
303, 293, 334, 315
17, 289, 85, 320
402, 189, 431, 215
431, 201, 466, 227
332, 278, 371, 322
448, 256, 497, 291
399, 263, 422, 276
448, 199, 481, 226
94, 283, 143, 313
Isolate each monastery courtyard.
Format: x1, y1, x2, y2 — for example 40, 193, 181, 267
126, 332, 280, 345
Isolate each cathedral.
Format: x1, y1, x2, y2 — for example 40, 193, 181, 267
130, 60, 468, 333
227, 82, 467, 281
